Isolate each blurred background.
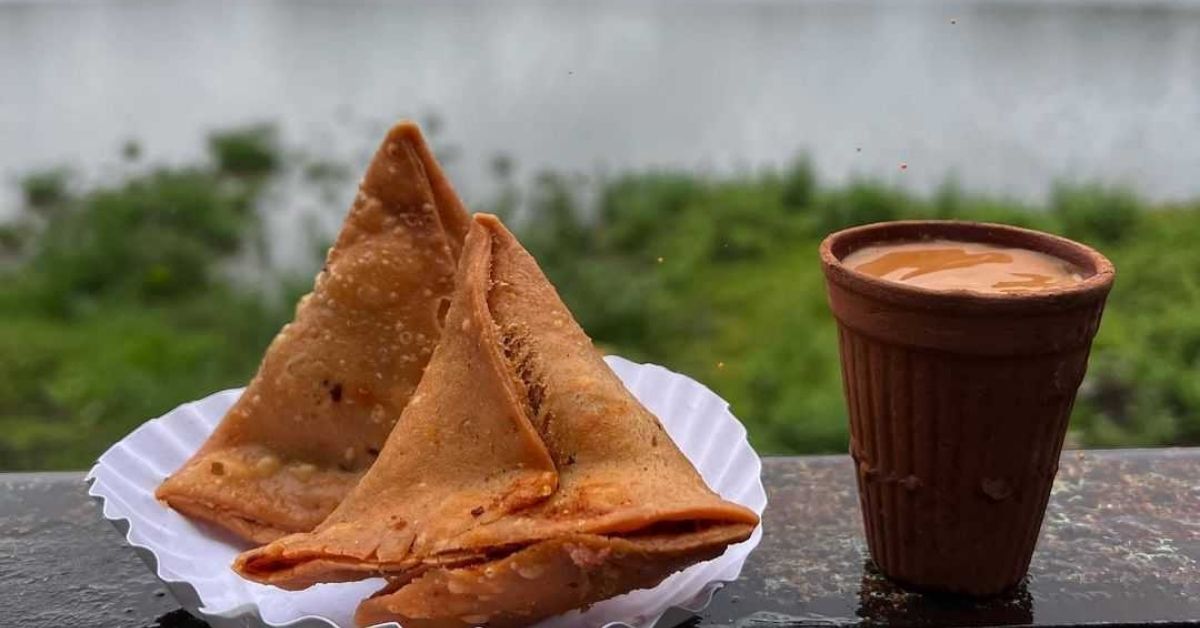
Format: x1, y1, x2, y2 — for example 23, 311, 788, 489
2, 0, 1199, 470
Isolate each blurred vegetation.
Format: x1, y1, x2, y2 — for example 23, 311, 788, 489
1, 126, 1197, 470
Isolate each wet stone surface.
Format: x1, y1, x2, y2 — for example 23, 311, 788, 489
0, 473, 186, 627
1, 449, 1197, 627
698, 449, 1200, 627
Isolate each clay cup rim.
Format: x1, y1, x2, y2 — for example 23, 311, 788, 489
820, 220, 1116, 314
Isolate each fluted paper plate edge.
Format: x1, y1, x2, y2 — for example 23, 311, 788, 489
87, 356, 767, 628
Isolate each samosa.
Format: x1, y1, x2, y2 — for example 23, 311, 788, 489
156, 121, 471, 544
235, 214, 759, 627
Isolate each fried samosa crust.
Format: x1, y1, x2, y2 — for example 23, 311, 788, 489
235, 214, 759, 626
155, 121, 470, 544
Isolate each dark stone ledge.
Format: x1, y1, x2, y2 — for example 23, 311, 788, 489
2, 449, 1197, 628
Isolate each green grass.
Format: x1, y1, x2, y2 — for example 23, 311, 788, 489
0, 296, 282, 468
1, 127, 1197, 470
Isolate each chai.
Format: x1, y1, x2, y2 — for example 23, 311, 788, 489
842, 239, 1084, 294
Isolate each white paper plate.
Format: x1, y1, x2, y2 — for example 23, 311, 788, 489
87, 356, 767, 628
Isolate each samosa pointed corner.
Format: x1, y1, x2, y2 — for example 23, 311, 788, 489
363, 120, 471, 258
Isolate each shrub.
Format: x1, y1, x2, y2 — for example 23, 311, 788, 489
3, 125, 1198, 470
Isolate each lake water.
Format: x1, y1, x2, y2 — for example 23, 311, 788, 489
2, 0, 1199, 263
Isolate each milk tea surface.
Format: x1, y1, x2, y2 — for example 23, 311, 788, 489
843, 239, 1084, 294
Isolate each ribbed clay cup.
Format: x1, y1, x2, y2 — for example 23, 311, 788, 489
820, 221, 1115, 597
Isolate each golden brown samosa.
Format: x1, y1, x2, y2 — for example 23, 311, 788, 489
235, 214, 759, 627
156, 121, 471, 544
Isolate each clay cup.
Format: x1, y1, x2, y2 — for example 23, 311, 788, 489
820, 220, 1115, 596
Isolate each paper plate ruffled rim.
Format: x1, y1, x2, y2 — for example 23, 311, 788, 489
87, 356, 767, 628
